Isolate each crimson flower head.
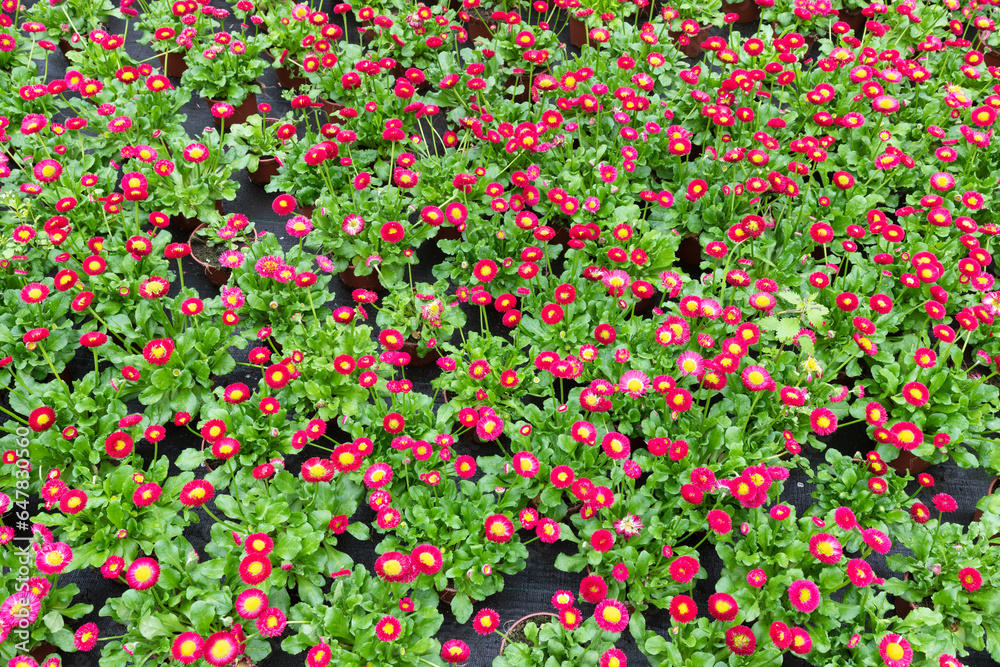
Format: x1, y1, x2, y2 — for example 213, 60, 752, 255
932, 493, 957, 513
441, 639, 470, 664
272, 193, 297, 215
958, 566, 982, 592
472, 608, 499, 635
142, 338, 175, 365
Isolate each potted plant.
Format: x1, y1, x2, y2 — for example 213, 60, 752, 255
180, 28, 270, 125
225, 112, 291, 185
373, 280, 466, 365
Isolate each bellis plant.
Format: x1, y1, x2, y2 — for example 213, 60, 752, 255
7, 0, 1000, 666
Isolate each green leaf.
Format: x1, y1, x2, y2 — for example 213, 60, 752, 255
42, 610, 64, 633
189, 600, 215, 634
175, 447, 205, 471
452, 593, 473, 624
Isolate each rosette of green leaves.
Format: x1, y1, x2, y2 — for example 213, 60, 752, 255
195, 467, 361, 605
375, 480, 528, 623
884, 506, 1000, 662
98, 535, 275, 667
0, 572, 92, 662
281, 564, 443, 665
38, 457, 194, 570
495, 615, 619, 667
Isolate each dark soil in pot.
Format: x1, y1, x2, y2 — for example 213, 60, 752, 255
499, 612, 557, 654
189, 224, 256, 287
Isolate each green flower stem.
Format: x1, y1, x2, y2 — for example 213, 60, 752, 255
0, 404, 28, 426
202, 502, 242, 533
305, 287, 320, 328
38, 343, 70, 395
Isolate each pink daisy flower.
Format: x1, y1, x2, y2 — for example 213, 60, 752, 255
808, 533, 843, 564
594, 599, 629, 633
126, 557, 160, 590
788, 579, 821, 613
878, 633, 912, 667
618, 370, 649, 398
171, 631, 204, 664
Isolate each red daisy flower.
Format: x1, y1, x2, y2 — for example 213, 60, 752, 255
411, 544, 443, 575
862, 528, 891, 554
171, 631, 204, 664
235, 588, 268, 619
472, 608, 499, 635
669, 555, 699, 583
203, 632, 239, 666
28, 406, 56, 433
809, 408, 837, 436
484, 514, 514, 543
594, 599, 628, 633
472, 258, 499, 282
932, 493, 958, 512
788, 579, 820, 613
441, 639, 470, 663
179, 480, 214, 507
669, 594, 697, 623
726, 625, 756, 656
374, 551, 413, 583
708, 592, 738, 621
958, 566, 982, 592
847, 558, 875, 587
878, 633, 912, 667
808, 533, 843, 564
256, 607, 287, 638
239, 554, 272, 585
579, 574, 608, 603
126, 557, 160, 590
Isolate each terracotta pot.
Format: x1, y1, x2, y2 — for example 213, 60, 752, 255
401, 341, 441, 367
721, 0, 761, 22
30, 642, 58, 661
248, 156, 280, 185
171, 200, 224, 234
340, 264, 382, 290
171, 212, 203, 235
296, 205, 316, 218
436, 225, 463, 241
463, 17, 493, 42
569, 17, 588, 47
322, 99, 345, 118
669, 28, 705, 58
677, 234, 702, 268
499, 613, 557, 654
986, 50, 1000, 69
58, 38, 80, 57
436, 587, 458, 604
206, 91, 258, 130
840, 8, 866, 36
200, 438, 217, 472
157, 50, 188, 77
973, 476, 1000, 523
274, 62, 309, 89
188, 223, 258, 287
887, 450, 931, 475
